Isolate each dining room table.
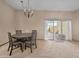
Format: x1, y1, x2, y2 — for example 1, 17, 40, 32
12, 33, 32, 39
11, 33, 32, 50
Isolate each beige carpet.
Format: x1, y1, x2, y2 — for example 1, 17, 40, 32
0, 40, 79, 58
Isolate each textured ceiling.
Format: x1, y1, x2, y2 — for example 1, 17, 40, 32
5, 0, 79, 11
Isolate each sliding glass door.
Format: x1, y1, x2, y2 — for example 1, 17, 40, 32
61, 20, 72, 40
53, 20, 61, 40
45, 19, 72, 40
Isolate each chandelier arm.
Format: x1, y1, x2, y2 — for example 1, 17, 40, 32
20, 1, 25, 9
20, 0, 33, 18
28, 0, 30, 10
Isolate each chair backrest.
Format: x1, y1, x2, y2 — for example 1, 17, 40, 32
16, 30, 22, 35
8, 32, 13, 45
31, 30, 37, 44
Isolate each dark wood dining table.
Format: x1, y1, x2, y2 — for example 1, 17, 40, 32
12, 33, 32, 50
12, 33, 32, 39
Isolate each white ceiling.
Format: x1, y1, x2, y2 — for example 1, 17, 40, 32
5, 0, 79, 11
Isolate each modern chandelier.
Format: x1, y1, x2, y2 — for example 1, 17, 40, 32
20, 0, 33, 18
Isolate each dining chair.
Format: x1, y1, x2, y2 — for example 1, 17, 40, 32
25, 30, 37, 53
31, 30, 37, 48
16, 30, 22, 35
16, 30, 24, 42
8, 32, 23, 56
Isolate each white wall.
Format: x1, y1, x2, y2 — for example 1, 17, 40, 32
0, 0, 79, 44
15, 11, 73, 40
0, 0, 78, 42
0, 0, 15, 44
72, 11, 79, 41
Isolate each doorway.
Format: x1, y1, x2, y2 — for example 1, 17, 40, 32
44, 19, 72, 41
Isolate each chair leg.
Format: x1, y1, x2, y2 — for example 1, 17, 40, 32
20, 43, 23, 52
9, 46, 13, 56
30, 43, 32, 53
8, 45, 10, 51
25, 43, 27, 50
35, 43, 37, 48
35, 44, 37, 48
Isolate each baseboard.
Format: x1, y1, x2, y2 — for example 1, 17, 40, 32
0, 42, 8, 47
72, 40, 79, 42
